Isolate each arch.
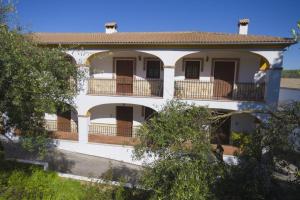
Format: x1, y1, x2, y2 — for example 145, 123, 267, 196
139, 50, 197, 67
250, 50, 283, 68
174, 50, 271, 68
85, 50, 112, 66
85, 101, 161, 116
173, 50, 271, 84
85, 50, 165, 67
62, 52, 77, 65
87, 103, 157, 121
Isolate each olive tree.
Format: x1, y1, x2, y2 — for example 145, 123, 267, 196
0, 1, 81, 153
216, 102, 300, 200
134, 101, 223, 200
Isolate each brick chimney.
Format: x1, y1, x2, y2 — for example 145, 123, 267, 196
238, 19, 249, 35
105, 22, 118, 34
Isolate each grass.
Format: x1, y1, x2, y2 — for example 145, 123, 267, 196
0, 142, 150, 200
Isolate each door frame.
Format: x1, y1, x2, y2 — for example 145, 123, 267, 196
211, 58, 240, 83
116, 106, 133, 137
113, 57, 136, 79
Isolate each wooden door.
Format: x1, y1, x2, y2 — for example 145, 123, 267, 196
116, 106, 133, 137
116, 60, 134, 94
213, 61, 235, 99
57, 108, 71, 132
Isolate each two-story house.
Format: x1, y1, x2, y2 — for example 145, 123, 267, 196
32, 19, 295, 164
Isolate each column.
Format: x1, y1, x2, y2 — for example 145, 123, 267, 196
264, 67, 282, 109
78, 115, 90, 143
163, 66, 175, 100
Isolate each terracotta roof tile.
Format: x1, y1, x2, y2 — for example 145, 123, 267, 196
29, 32, 295, 46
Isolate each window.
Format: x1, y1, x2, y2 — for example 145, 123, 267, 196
146, 60, 161, 79
184, 60, 201, 79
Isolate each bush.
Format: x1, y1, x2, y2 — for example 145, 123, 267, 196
0, 158, 150, 200
1, 169, 85, 200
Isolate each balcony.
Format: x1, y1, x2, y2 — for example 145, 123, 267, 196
88, 123, 140, 145
45, 120, 78, 141
87, 78, 163, 97
175, 80, 265, 101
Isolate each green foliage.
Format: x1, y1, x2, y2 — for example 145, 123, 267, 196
0, 0, 14, 25
0, 156, 150, 200
231, 132, 251, 150
0, 1, 83, 155
281, 69, 300, 78
292, 21, 300, 41
0, 24, 81, 133
1, 169, 85, 200
134, 101, 222, 200
216, 102, 300, 200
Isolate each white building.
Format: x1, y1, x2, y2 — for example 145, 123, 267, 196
32, 20, 295, 164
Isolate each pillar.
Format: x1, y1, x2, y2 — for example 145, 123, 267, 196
78, 115, 90, 143
163, 66, 175, 100
264, 67, 282, 109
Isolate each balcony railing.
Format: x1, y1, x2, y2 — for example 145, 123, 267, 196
88, 78, 163, 97
88, 123, 140, 145
45, 120, 78, 141
175, 80, 265, 101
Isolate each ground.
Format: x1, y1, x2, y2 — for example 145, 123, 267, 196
0, 135, 141, 184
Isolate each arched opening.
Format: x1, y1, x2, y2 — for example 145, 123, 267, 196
87, 103, 156, 145
210, 110, 257, 155
174, 50, 267, 101
86, 50, 164, 97
44, 103, 78, 141
64, 54, 77, 66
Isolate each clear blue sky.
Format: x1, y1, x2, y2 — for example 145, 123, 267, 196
16, 0, 300, 69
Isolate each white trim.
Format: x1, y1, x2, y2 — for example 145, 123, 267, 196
5, 158, 49, 170
57, 173, 134, 188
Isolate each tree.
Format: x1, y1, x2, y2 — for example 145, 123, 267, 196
0, 1, 81, 153
134, 101, 223, 200
292, 21, 300, 42
216, 102, 300, 200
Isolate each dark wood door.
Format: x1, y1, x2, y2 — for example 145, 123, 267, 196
213, 61, 235, 99
116, 106, 133, 137
116, 60, 134, 94
57, 108, 71, 132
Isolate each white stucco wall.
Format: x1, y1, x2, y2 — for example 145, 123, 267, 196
89, 104, 145, 126
174, 51, 260, 82
90, 51, 164, 80
46, 48, 284, 165
231, 113, 256, 133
